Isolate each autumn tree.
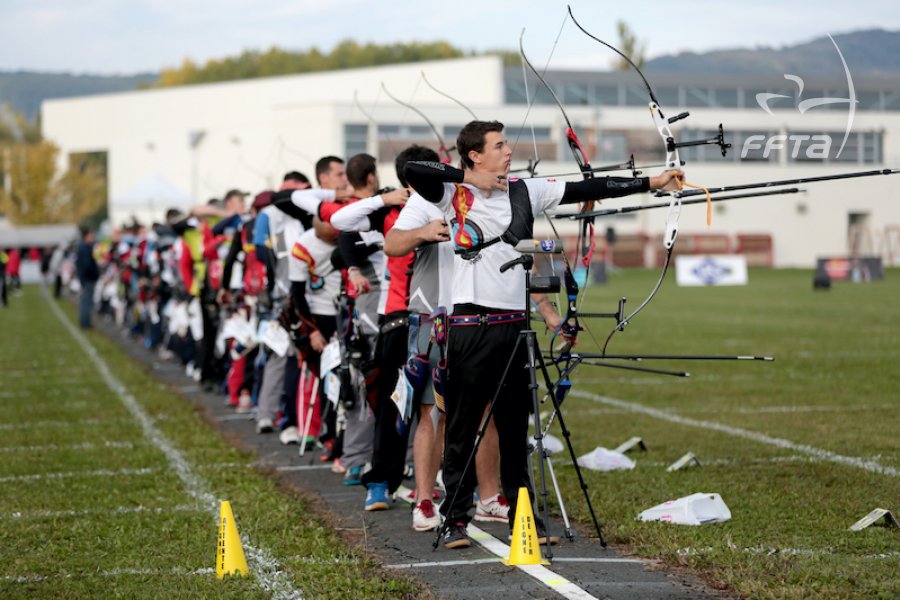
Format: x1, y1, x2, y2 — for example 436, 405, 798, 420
1, 103, 105, 226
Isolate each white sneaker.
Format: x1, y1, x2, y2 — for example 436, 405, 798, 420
279, 426, 299, 445
393, 485, 416, 505
412, 499, 442, 532
435, 469, 445, 491
474, 495, 510, 523
256, 418, 274, 434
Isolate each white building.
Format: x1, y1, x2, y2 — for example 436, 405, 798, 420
42, 56, 900, 267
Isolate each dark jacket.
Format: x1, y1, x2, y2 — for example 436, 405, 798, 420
75, 241, 100, 283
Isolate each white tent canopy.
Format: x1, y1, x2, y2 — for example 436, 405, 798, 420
111, 173, 193, 226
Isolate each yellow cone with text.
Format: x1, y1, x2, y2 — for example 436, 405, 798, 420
216, 501, 249, 579
503, 487, 549, 566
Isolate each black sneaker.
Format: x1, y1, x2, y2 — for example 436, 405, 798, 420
442, 522, 472, 549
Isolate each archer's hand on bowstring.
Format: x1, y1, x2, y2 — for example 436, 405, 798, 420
649, 169, 685, 191
463, 170, 509, 194
381, 187, 410, 207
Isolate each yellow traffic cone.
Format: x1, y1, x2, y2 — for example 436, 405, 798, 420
502, 487, 549, 566
216, 501, 249, 579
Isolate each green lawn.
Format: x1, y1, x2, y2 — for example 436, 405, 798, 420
1, 269, 896, 599
0, 286, 417, 599
543, 267, 899, 599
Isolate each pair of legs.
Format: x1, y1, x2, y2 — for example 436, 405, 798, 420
439, 307, 532, 530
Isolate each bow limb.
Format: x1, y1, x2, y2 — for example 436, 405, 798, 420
519, 29, 597, 270
420, 71, 478, 121
381, 82, 454, 164
353, 89, 399, 159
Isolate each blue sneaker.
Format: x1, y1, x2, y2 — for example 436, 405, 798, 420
343, 465, 363, 486
364, 482, 390, 511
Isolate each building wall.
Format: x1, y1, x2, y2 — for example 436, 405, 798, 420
42, 56, 900, 267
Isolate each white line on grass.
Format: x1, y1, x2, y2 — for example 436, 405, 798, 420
4, 504, 201, 521
0, 466, 159, 483
45, 291, 303, 600
0, 399, 92, 410
0, 441, 135, 453
3, 567, 216, 583
467, 523, 600, 600
0, 462, 249, 483
0, 415, 169, 430
572, 390, 899, 477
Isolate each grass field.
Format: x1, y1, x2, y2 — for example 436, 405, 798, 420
543, 267, 899, 599
1, 269, 897, 599
0, 286, 417, 599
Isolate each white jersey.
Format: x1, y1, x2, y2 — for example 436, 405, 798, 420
432, 179, 566, 310
289, 229, 340, 316
392, 193, 454, 313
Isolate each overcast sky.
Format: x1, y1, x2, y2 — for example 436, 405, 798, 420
1, 0, 898, 75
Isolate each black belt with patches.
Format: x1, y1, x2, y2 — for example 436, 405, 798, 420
448, 311, 526, 327
380, 315, 409, 334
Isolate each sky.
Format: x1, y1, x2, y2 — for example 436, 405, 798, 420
1, 0, 899, 75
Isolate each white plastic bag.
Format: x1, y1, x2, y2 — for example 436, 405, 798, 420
576, 447, 636, 471
637, 492, 731, 525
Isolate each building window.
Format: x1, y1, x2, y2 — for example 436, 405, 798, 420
344, 124, 368, 159
593, 84, 620, 107
505, 126, 556, 163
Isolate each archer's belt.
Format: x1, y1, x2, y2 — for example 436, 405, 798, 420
448, 311, 526, 327
380, 314, 409, 334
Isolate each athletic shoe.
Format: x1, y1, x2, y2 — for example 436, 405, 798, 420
442, 522, 471, 549
403, 463, 415, 479
330, 457, 346, 474
236, 393, 253, 414
393, 485, 416, 505
412, 499, 441, 532
279, 426, 299, 445
319, 439, 336, 462
364, 482, 390, 511
474, 495, 509, 523
256, 418, 274, 434
435, 469, 445, 491
343, 465, 363, 485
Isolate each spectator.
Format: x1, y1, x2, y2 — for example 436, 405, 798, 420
75, 229, 100, 329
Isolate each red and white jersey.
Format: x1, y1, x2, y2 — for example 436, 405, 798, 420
289, 229, 340, 316
431, 179, 565, 310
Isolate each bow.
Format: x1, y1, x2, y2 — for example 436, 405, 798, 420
566, 6, 733, 355
519, 30, 603, 357
381, 82, 454, 164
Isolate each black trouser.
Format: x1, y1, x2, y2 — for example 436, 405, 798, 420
439, 304, 532, 527
198, 290, 220, 383
361, 313, 410, 493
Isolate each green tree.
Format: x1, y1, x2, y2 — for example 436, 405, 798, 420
0, 141, 105, 226
614, 20, 646, 71
154, 41, 468, 87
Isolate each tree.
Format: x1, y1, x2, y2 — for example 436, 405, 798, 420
0, 141, 106, 226
614, 20, 647, 71
154, 41, 468, 87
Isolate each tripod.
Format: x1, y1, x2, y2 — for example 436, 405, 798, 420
432, 254, 607, 559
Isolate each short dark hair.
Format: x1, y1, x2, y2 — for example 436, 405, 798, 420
457, 120, 504, 169
346, 153, 377, 189
315, 156, 343, 185
283, 171, 310, 185
395, 145, 440, 187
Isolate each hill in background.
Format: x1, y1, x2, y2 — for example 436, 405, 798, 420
0, 71, 157, 121
646, 29, 900, 76
2, 29, 898, 123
